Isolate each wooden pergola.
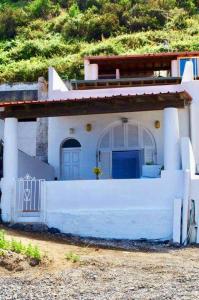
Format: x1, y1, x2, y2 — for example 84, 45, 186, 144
0, 91, 191, 120
86, 51, 199, 77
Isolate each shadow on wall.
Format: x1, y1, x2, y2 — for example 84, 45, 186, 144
18, 150, 54, 180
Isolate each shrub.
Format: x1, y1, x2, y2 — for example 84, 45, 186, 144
62, 10, 120, 41
10, 239, 24, 254
0, 230, 8, 249
68, 3, 81, 18
0, 230, 42, 262
167, 8, 189, 29
65, 251, 80, 263
122, 6, 167, 32
0, 6, 27, 39
86, 13, 120, 40
25, 244, 41, 261
176, 0, 197, 14
28, 0, 60, 19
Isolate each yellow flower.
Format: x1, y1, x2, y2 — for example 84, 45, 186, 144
93, 167, 102, 176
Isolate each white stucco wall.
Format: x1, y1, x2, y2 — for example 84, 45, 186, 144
181, 80, 199, 165
0, 120, 37, 156
0, 121, 36, 156
44, 170, 183, 240
48, 109, 189, 179
18, 122, 37, 156
18, 150, 54, 180
0, 82, 37, 91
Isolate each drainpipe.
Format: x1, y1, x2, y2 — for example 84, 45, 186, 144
182, 169, 190, 245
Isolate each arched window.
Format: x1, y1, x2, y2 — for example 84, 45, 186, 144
61, 138, 81, 180
62, 139, 81, 148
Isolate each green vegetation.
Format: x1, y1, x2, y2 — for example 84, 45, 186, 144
0, 230, 42, 261
65, 251, 80, 263
0, 0, 198, 82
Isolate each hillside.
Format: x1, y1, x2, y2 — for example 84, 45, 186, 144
0, 0, 198, 83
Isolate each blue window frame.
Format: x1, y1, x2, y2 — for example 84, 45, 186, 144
179, 58, 198, 77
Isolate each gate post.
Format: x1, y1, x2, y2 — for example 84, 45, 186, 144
40, 180, 46, 223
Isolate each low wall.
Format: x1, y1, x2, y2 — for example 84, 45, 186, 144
45, 171, 184, 240
18, 151, 54, 180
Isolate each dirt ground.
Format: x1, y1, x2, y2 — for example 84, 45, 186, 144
1, 226, 199, 299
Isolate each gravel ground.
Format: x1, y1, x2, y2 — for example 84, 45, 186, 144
1, 249, 199, 300
1, 227, 199, 300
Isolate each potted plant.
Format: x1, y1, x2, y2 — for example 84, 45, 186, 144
93, 167, 102, 180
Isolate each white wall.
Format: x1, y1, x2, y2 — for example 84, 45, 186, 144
0, 120, 37, 157
181, 80, 199, 165
48, 109, 189, 179
18, 150, 54, 180
44, 171, 183, 240
0, 82, 37, 91
18, 122, 37, 156
47, 83, 185, 100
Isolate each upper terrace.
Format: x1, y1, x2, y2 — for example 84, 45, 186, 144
70, 51, 199, 90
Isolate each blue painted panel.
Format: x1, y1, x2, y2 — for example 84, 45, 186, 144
112, 150, 142, 179
179, 58, 198, 77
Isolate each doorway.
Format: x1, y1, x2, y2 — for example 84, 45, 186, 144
98, 122, 156, 179
61, 138, 81, 180
112, 150, 144, 179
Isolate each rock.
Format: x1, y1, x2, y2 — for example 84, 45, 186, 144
29, 258, 40, 267
23, 224, 33, 232
9, 223, 25, 231
0, 251, 28, 272
48, 227, 60, 234
31, 223, 48, 233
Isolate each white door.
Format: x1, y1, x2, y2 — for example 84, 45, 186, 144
61, 148, 80, 180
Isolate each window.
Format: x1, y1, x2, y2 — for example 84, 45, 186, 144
62, 139, 81, 148
179, 58, 198, 78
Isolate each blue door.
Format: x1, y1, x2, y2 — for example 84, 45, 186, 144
112, 150, 143, 179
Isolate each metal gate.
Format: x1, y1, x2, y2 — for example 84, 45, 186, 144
16, 174, 45, 217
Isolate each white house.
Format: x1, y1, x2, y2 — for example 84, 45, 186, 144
1, 51, 199, 244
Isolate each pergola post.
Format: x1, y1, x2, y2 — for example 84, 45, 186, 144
1, 117, 18, 222
163, 107, 180, 170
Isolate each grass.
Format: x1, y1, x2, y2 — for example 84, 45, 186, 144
65, 251, 80, 263
0, 229, 42, 261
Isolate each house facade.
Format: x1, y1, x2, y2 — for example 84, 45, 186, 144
0, 52, 199, 243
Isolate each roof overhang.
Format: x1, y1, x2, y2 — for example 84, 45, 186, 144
86, 51, 199, 64
0, 91, 191, 120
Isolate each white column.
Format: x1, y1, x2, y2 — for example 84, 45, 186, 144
84, 59, 90, 80
1, 118, 18, 222
84, 59, 98, 80
163, 107, 180, 170
3, 118, 18, 179
116, 69, 120, 79
171, 60, 178, 77
90, 64, 98, 80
